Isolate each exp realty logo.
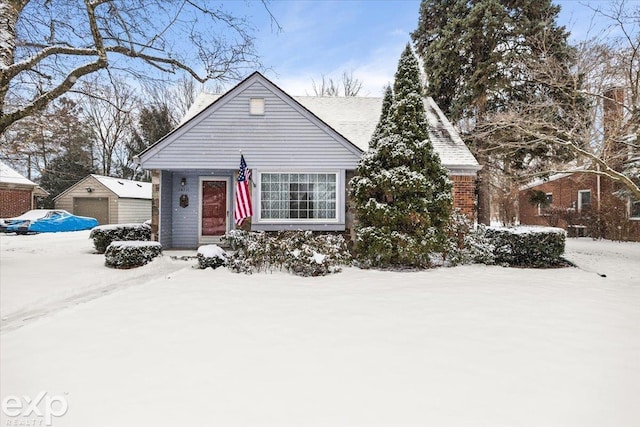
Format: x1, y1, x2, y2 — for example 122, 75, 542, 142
2, 391, 68, 426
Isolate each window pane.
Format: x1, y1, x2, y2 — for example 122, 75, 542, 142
260, 172, 337, 220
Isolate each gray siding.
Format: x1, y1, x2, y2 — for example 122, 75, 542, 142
117, 198, 151, 223
163, 170, 234, 248
141, 79, 362, 170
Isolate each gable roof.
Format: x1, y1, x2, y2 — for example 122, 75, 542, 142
137, 72, 364, 167
54, 175, 151, 200
139, 71, 480, 173
0, 161, 38, 187
294, 96, 480, 171
91, 175, 151, 199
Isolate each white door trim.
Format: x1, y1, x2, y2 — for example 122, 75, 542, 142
198, 176, 232, 244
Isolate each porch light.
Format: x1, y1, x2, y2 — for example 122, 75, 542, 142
85, 187, 93, 193
181, 177, 186, 187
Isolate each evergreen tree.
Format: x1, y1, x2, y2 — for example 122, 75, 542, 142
411, 0, 581, 224
39, 99, 95, 207
122, 104, 176, 181
370, 85, 393, 150
350, 44, 452, 268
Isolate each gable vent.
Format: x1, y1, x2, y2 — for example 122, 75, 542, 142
250, 98, 265, 115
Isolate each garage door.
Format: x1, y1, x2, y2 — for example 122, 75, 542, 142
74, 197, 109, 225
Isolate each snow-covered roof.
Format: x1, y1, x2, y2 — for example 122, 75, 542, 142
519, 164, 591, 191
91, 175, 152, 199
0, 161, 38, 187
519, 172, 574, 191
180, 93, 480, 172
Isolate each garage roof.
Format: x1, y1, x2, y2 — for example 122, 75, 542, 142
91, 175, 152, 199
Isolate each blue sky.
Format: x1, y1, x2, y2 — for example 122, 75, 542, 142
227, 0, 627, 97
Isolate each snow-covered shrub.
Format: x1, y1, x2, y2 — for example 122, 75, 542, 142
355, 226, 432, 268
197, 244, 228, 270
484, 226, 566, 268
222, 230, 351, 276
90, 223, 151, 253
442, 210, 495, 266
104, 240, 162, 269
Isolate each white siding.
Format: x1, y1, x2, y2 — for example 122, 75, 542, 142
140, 78, 362, 170
55, 176, 118, 223
117, 198, 151, 223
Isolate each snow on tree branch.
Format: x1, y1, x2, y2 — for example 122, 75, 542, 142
0, 0, 279, 136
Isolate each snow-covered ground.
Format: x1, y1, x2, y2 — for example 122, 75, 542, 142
1, 231, 639, 426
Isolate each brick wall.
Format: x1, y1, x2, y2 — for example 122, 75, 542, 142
0, 188, 32, 217
518, 174, 640, 241
150, 170, 160, 241
518, 174, 599, 227
451, 175, 476, 221
346, 173, 478, 234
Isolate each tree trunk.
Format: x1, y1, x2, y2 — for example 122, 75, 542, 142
476, 162, 492, 225
0, 1, 27, 115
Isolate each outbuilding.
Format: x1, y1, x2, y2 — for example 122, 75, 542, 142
54, 174, 151, 225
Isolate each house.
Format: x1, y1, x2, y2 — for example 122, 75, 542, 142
0, 161, 48, 218
519, 84, 639, 241
54, 174, 151, 225
136, 72, 480, 248
518, 172, 640, 241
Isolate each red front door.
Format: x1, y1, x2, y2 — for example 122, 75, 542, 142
201, 180, 227, 236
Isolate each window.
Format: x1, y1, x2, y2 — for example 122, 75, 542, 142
538, 193, 553, 216
250, 98, 264, 115
578, 190, 591, 212
260, 173, 337, 221
631, 200, 640, 219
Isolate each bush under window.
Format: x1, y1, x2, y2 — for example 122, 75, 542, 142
222, 230, 351, 276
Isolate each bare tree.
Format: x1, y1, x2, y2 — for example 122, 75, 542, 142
141, 75, 207, 124
310, 71, 363, 97
0, 101, 66, 179
0, 0, 279, 136
473, 2, 639, 201
463, 0, 640, 223
82, 77, 138, 176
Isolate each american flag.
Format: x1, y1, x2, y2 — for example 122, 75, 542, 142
234, 154, 253, 225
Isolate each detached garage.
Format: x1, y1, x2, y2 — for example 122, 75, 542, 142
54, 175, 151, 225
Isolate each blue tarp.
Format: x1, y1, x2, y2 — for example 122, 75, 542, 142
5, 211, 98, 233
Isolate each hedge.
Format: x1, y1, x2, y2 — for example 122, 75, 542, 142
484, 226, 566, 268
90, 223, 151, 253
105, 240, 162, 269
222, 230, 351, 276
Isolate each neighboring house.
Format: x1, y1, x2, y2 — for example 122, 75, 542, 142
518, 172, 640, 241
54, 174, 151, 225
0, 161, 48, 218
136, 72, 480, 248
